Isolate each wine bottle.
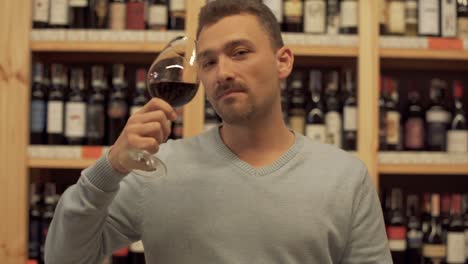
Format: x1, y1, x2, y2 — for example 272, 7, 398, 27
462, 194, 468, 264
28, 183, 41, 261
89, 0, 109, 28
282, 0, 304, 32
86, 66, 107, 146
304, 0, 326, 34
387, 188, 407, 264
69, 0, 90, 28
379, 77, 388, 151
422, 193, 433, 236
426, 79, 451, 151
422, 194, 446, 263
40, 183, 58, 264
405, 0, 418, 36
387, 0, 406, 35
447, 81, 468, 153
49, 0, 70, 28
112, 247, 129, 264
33, 0, 50, 28
441, 193, 452, 243
107, 64, 129, 145
110, 0, 127, 30
339, 0, 358, 34
406, 194, 423, 264
446, 194, 466, 264
305, 70, 326, 143
418, 0, 440, 36
384, 78, 401, 151
324, 71, 342, 148
441, 0, 458, 38
458, 0, 468, 39
148, 0, 168, 30
263, 0, 283, 25
129, 240, 145, 264
126, 0, 145, 29
404, 81, 425, 151
130, 68, 149, 116
169, 0, 185, 30
342, 69, 357, 151
65, 68, 87, 145
327, 0, 340, 34
47, 64, 66, 145
379, 0, 388, 34
288, 71, 306, 134
30, 62, 47, 145
280, 79, 289, 124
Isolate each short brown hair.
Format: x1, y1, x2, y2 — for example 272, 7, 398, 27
196, 0, 284, 51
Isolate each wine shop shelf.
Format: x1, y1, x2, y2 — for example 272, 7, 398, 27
379, 152, 468, 175
29, 158, 96, 169
28, 145, 108, 169
282, 33, 358, 57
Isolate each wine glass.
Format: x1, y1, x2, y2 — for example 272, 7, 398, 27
119, 36, 199, 177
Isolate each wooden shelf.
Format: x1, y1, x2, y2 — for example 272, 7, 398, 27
379, 164, 468, 175
31, 41, 166, 53
29, 158, 96, 169
380, 48, 468, 61
290, 45, 358, 57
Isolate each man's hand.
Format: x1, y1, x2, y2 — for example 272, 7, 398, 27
108, 98, 178, 174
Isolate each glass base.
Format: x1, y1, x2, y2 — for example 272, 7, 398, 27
119, 149, 167, 177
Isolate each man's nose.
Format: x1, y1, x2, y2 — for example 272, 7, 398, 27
216, 56, 235, 82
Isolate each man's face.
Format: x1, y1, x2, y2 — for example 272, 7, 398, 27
196, 14, 283, 125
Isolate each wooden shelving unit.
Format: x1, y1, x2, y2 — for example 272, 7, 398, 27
31, 41, 167, 53
379, 164, 468, 175
29, 159, 96, 169
380, 48, 468, 61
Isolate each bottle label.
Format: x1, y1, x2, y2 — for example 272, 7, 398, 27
33, 0, 50, 23
49, 0, 69, 25
65, 102, 86, 138
304, 1, 326, 33
343, 106, 357, 131
407, 229, 423, 249
130, 106, 143, 116
340, 1, 358, 28
263, 0, 283, 23
459, 18, 468, 39
95, 0, 108, 27
113, 247, 129, 257
170, 0, 185, 11
47, 101, 64, 134
129, 240, 144, 253
426, 110, 450, 123
69, 0, 88, 7
149, 5, 168, 26
441, 0, 457, 37
110, 2, 126, 30
446, 232, 466, 263
405, 118, 424, 149
306, 124, 326, 143
284, 0, 303, 23
418, 0, 440, 35
405, 1, 418, 25
422, 244, 446, 258
86, 104, 105, 141
108, 101, 128, 119
388, 2, 406, 34
30, 100, 46, 133
386, 111, 401, 145
386, 226, 407, 251
325, 111, 342, 147
289, 115, 305, 134
127, 2, 145, 29
447, 130, 468, 153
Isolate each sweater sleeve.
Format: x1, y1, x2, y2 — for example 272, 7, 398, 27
44, 151, 144, 264
340, 165, 392, 264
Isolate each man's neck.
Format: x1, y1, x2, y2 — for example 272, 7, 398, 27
219, 115, 295, 168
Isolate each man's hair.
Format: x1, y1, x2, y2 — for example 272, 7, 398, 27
196, 0, 284, 51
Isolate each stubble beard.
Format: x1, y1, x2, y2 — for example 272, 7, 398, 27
213, 95, 256, 125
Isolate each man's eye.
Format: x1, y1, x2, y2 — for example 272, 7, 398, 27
233, 49, 249, 57
202, 60, 216, 69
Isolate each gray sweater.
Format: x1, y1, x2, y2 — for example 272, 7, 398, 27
45, 128, 392, 263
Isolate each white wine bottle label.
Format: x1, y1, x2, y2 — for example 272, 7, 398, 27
50, 0, 69, 25
289, 115, 305, 134
306, 124, 326, 143
325, 111, 342, 147
65, 102, 86, 138
343, 106, 357, 131
304, 1, 326, 33
388, 2, 406, 34
69, 0, 88, 7
422, 244, 446, 258
129, 240, 144, 253
110, 2, 126, 30
33, 0, 50, 23
340, 1, 358, 28
149, 5, 168, 26
284, 0, 303, 23
441, 0, 457, 37
447, 130, 468, 153
170, 0, 185, 11
263, 0, 283, 23
418, 0, 440, 35
386, 111, 401, 145
47, 101, 64, 133
386, 226, 407, 251
426, 110, 451, 123
446, 232, 466, 263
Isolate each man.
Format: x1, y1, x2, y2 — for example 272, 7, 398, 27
45, 0, 391, 263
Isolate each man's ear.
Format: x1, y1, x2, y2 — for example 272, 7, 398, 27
276, 46, 294, 79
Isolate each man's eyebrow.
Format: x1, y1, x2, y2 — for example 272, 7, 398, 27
197, 39, 255, 61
